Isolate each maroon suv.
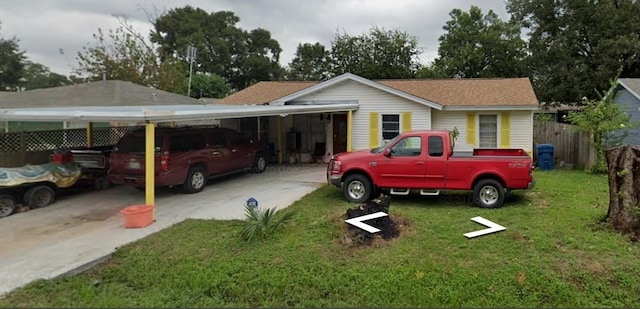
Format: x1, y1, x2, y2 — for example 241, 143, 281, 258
108, 126, 268, 193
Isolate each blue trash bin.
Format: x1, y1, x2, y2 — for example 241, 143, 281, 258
536, 144, 554, 170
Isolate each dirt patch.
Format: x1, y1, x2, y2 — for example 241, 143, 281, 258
338, 194, 412, 248
339, 214, 412, 247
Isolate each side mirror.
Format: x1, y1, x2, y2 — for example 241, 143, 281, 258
383, 148, 392, 157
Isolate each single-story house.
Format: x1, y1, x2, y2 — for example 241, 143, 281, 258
614, 78, 640, 145
217, 73, 539, 162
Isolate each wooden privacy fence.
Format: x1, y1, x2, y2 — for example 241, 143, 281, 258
533, 121, 595, 169
0, 127, 134, 167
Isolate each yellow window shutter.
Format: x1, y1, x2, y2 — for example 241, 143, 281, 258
466, 112, 477, 147
500, 112, 510, 148
369, 112, 379, 148
401, 112, 412, 133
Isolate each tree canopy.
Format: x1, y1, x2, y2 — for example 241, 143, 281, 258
330, 26, 422, 79
286, 42, 331, 81
1, 21, 72, 92
434, 6, 528, 78
0, 23, 26, 91
75, 17, 187, 94
507, 0, 640, 103
287, 26, 422, 80
150, 6, 283, 90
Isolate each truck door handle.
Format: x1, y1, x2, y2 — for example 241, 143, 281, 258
231, 149, 237, 153
416, 162, 424, 165
212, 151, 220, 156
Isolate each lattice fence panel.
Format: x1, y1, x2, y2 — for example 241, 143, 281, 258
24, 129, 87, 151
93, 127, 138, 146
0, 133, 21, 152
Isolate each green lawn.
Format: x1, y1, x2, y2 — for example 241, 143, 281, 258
1, 170, 638, 308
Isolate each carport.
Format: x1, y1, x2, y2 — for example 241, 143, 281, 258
0, 103, 358, 212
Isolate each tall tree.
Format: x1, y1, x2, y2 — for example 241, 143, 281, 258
434, 6, 528, 78
75, 16, 186, 93
20, 61, 72, 90
286, 42, 330, 81
231, 28, 283, 89
151, 6, 283, 90
0, 23, 26, 91
507, 0, 640, 103
329, 26, 422, 79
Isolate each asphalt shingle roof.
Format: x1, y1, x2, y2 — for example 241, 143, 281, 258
218, 77, 539, 107
0, 80, 205, 108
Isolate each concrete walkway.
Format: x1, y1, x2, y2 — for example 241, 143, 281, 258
0, 164, 327, 296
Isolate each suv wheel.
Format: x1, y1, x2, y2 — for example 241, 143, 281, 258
253, 154, 267, 174
183, 166, 207, 194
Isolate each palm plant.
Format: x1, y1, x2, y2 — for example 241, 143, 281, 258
240, 203, 295, 241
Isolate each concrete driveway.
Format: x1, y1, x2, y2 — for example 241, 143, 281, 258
0, 164, 327, 296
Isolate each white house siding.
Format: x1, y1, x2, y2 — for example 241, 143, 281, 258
432, 110, 533, 153
294, 80, 432, 152
509, 110, 533, 153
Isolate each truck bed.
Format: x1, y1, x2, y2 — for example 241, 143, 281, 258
452, 148, 529, 157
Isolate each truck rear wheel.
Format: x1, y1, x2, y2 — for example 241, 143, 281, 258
24, 185, 55, 209
473, 179, 505, 209
0, 194, 16, 218
343, 174, 372, 203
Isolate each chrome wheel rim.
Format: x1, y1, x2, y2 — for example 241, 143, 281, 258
479, 185, 499, 206
347, 180, 366, 200
257, 157, 266, 172
191, 172, 205, 189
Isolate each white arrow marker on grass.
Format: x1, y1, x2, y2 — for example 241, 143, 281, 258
345, 212, 388, 233
464, 216, 506, 239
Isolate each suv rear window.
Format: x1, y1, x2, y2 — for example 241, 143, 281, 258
114, 135, 163, 153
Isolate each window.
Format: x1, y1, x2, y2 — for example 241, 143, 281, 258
428, 136, 443, 157
228, 129, 250, 146
114, 135, 163, 153
478, 114, 498, 148
390, 136, 421, 156
211, 129, 226, 146
170, 134, 206, 152
381, 114, 400, 144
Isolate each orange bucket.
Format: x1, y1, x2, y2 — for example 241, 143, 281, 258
120, 205, 154, 228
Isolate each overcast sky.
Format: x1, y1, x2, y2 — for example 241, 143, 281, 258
0, 0, 509, 76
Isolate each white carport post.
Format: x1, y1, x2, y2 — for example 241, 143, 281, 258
145, 122, 156, 218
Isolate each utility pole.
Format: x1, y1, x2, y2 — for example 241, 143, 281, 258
186, 45, 198, 97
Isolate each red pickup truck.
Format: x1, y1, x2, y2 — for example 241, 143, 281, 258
327, 130, 535, 208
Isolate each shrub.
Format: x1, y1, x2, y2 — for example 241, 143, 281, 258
240, 204, 295, 241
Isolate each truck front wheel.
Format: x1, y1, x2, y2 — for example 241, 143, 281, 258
343, 174, 372, 203
473, 179, 505, 209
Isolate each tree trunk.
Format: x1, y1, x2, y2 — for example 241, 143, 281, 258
605, 145, 640, 241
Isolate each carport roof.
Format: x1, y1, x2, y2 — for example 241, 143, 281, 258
0, 80, 205, 108
0, 103, 359, 123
